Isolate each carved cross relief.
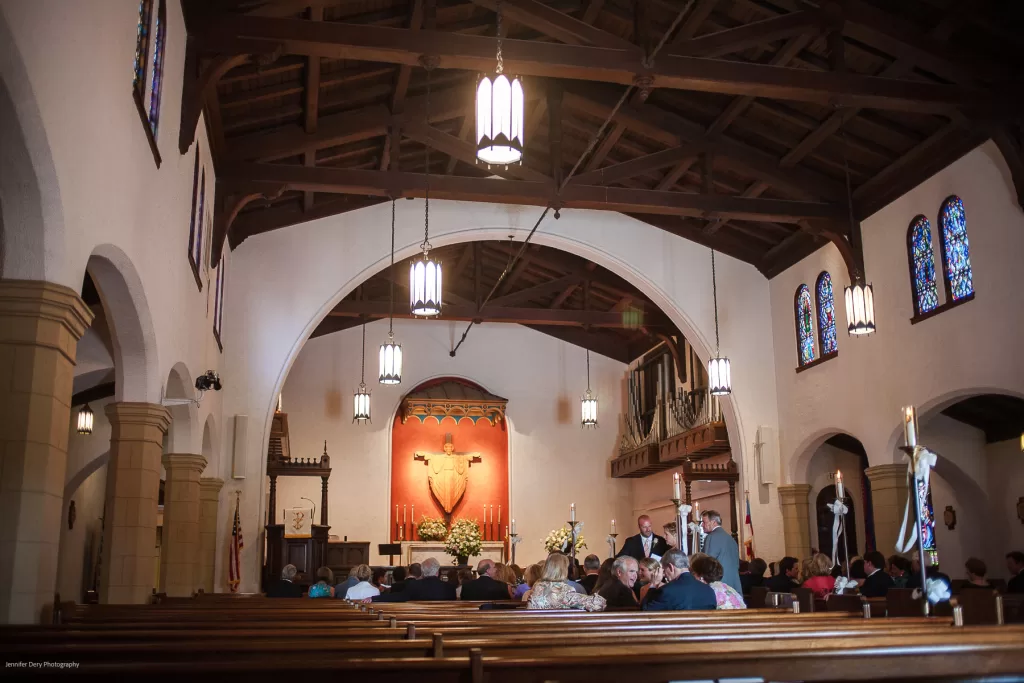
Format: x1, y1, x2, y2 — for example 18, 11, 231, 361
414, 433, 481, 523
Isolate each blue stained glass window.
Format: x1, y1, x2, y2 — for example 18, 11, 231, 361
909, 216, 939, 316
815, 272, 837, 356
796, 285, 815, 366
917, 478, 936, 553
147, 1, 166, 138
132, 1, 153, 96
939, 196, 974, 301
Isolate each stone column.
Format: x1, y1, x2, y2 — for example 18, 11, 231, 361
778, 484, 813, 560
101, 403, 170, 604
159, 454, 207, 597
0, 280, 92, 624
198, 477, 224, 594
864, 464, 909, 559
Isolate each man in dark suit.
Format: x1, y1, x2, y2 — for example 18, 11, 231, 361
599, 556, 640, 609
579, 554, 601, 594
642, 549, 717, 611
701, 510, 742, 594
460, 559, 512, 600
860, 551, 896, 597
618, 515, 670, 562
266, 564, 303, 598
372, 558, 456, 602
1007, 551, 1024, 594
389, 566, 408, 594
764, 556, 801, 593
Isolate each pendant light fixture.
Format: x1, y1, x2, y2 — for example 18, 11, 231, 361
707, 249, 732, 396
76, 403, 94, 435
353, 322, 371, 423
581, 349, 598, 428
379, 199, 403, 384
475, 0, 524, 166
410, 67, 443, 317
839, 114, 876, 335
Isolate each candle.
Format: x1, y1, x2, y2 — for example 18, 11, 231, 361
403, 504, 406, 524
904, 405, 918, 448
570, 503, 576, 522
498, 505, 501, 526
694, 501, 701, 523
277, 393, 282, 412
672, 472, 681, 500
395, 504, 399, 525
835, 470, 845, 499
490, 505, 494, 523
483, 504, 487, 522
611, 519, 616, 534
511, 518, 516, 535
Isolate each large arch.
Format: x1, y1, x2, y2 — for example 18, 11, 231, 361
223, 202, 782, 588
165, 361, 198, 454
0, 10, 66, 283
86, 245, 160, 404
201, 413, 218, 472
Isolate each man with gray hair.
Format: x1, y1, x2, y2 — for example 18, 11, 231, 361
701, 509, 742, 594
580, 554, 601, 594
642, 549, 716, 611
372, 557, 456, 602
598, 556, 639, 608
266, 564, 303, 598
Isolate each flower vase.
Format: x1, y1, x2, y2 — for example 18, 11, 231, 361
456, 555, 468, 566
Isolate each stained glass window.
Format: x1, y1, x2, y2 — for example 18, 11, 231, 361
213, 257, 226, 348
195, 169, 206, 269
917, 478, 936, 553
132, 0, 153, 98
909, 216, 939, 316
796, 285, 815, 366
939, 195, 974, 301
187, 149, 202, 283
147, 1, 167, 138
815, 272, 837, 356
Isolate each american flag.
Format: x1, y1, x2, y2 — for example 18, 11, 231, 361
743, 495, 755, 559
228, 496, 244, 592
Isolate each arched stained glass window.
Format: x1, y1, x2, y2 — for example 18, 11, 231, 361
908, 216, 939, 316
147, 0, 167, 138
795, 285, 815, 366
939, 196, 974, 301
815, 272, 837, 356
132, 0, 154, 99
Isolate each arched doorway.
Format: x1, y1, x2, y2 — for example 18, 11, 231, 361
815, 484, 859, 565
799, 432, 874, 560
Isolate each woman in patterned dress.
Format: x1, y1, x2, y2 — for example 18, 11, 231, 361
690, 554, 746, 609
527, 553, 606, 611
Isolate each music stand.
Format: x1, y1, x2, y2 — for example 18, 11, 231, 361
379, 543, 402, 566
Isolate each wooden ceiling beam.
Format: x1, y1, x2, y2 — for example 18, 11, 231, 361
390, 0, 425, 114
522, 324, 632, 363
672, 9, 826, 58
468, 0, 634, 49
221, 163, 846, 222
328, 300, 672, 328
572, 139, 711, 187
192, 15, 994, 114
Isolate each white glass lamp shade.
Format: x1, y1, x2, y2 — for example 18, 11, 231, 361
378, 335, 403, 385
476, 74, 524, 165
844, 282, 875, 335
410, 252, 442, 317
581, 389, 598, 428
353, 384, 371, 423
77, 404, 94, 435
708, 357, 732, 396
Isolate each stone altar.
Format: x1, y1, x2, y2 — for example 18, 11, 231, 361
401, 541, 506, 566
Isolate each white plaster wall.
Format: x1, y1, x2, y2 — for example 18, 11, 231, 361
272, 318, 630, 566
772, 142, 1024, 486
219, 201, 783, 591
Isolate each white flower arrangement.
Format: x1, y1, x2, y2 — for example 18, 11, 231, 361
417, 515, 448, 541
543, 524, 587, 553
444, 518, 483, 561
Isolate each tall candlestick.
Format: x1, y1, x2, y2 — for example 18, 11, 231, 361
903, 405, 918, 448
511, 518, 517, 535
570, 503, 576, 522
611, 519, 616, 534
672, 472, 681, 500
835, 470, 845, 499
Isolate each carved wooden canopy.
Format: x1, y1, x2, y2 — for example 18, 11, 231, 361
400, 378, 508, 426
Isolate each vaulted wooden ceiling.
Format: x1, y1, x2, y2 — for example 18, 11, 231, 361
184, 0, 1024, 281
312, 239, 679, 361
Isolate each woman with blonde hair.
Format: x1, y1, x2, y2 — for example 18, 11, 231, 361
637, 557, 663, 603
527, 553, 606, 611
344, 564, 380, 600
801, 553, 836, 599
492, 563, 518, 599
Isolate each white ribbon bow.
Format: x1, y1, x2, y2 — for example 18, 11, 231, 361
834, 576, 859, 594
677, 503, 693, 555
912, 578, 951, 604
827, 499, 848, 570
895, 446, 938, 554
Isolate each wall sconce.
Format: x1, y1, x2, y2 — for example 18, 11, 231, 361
943, 505, 956, 531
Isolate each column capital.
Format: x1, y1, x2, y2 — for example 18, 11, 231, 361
199, 477, 225, 496
162, 453, 208, 474
105, 402, 171, 433
0, 279, 94, 358
777, 483, 813, 502
864, 464, 907, 488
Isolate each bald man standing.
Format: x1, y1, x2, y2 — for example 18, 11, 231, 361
618, 515, 669, 562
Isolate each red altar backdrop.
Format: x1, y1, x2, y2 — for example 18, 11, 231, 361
390, 413, 509, 542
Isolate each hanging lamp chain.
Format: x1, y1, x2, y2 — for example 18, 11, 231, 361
711, 249, 720, 355
389, 198, 395, 335
586, 349, 592, 391
840, 113, 857, 252
423, 68, 431, 252
495, 0, 504, 75
360, 321, 366, 385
